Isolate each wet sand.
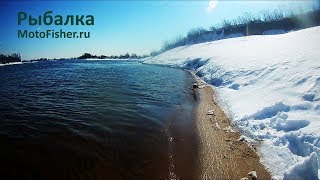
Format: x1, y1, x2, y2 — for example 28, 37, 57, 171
192, 75, 271, 180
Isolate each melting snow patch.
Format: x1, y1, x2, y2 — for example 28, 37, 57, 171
238, 135, 246, 142
247, 170, 258, 180
223, 126, 235, 132
207, 110, 214, 115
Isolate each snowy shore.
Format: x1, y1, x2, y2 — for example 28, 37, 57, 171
144, 26, 320, 179
0, 62, 22, 66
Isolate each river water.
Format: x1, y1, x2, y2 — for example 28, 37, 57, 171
0, 60, 198, 180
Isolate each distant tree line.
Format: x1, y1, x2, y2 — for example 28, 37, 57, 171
0, 53, 21, 64
0, 52, 149, 63
150, 1, 320, 56
77, 53, 148, 60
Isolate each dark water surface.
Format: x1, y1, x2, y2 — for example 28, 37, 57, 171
0, 60, 198, 180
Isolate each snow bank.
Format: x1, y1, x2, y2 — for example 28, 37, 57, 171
284, 152, 318, 180
180, 28, 286, 45
144, 26, 320, 179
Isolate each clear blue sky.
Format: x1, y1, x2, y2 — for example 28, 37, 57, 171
0, 0, 316, 60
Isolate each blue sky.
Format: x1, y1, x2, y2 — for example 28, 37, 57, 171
0, 0, 316, 60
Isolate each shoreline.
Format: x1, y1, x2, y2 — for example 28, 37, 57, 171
191, 73, 271, 179
0, 62, 23, 66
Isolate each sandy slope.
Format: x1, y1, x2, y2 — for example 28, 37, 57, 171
193, 76, 270, 179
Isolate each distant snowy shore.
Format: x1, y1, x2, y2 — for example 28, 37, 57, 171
0, 62, 23, 66
84, 58, 133, 61
144, 26, 320, 179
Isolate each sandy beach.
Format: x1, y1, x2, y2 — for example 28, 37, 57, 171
192, 75, 271, 180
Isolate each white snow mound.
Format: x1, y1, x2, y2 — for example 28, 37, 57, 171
144, 26, 320, 179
